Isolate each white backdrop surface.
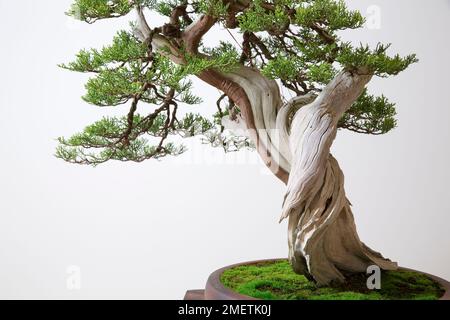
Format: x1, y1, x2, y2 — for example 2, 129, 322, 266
0, 0, 449, 299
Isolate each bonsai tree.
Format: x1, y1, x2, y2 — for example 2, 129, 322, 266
58, 0, 417, 285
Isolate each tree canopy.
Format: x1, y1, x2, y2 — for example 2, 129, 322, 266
57, 0, 417, 165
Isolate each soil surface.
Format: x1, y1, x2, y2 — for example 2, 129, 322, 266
220, 260, 445, 300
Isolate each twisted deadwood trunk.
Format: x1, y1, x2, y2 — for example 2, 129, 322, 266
222, 67, 398, 285
136, 11, 397, 285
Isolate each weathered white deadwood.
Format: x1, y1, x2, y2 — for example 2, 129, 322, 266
223, 68, 398, 285
136, 11, 397, 285
223, 67, 290, 174
282, 71, 398, 284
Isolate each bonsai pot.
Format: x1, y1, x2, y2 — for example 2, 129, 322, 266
184, 259, 450, 301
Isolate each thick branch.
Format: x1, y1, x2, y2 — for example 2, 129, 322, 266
182, 15, 217, 54
198, 68, 290, 183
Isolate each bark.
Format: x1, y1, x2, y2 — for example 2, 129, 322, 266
136, 11, 397, 285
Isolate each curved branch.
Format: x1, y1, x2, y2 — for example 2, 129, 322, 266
136, 6, 151, 38
198, 68, 290, 183
182, 15, 217, 54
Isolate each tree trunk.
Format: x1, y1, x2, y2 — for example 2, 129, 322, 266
286, 154, 397, 285
224, 68, 398, 285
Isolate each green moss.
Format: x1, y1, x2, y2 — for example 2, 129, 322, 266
221, 260, 444, 300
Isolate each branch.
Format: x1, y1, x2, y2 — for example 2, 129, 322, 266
135, 6, 184, 64
182, 15, 217, 54
136, 5, 151, 39
169, 4, 193, 25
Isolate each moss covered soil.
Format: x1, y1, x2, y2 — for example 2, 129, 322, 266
221, 260, 445, 300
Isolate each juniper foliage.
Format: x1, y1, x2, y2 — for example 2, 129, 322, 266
58, 0, 417, 165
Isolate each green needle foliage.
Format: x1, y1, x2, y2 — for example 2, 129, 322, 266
67, 0, 148, 23
58, 0, 417, 165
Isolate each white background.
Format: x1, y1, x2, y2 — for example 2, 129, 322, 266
0, 0, 449, 299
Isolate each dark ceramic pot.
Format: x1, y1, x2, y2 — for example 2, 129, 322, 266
184, 259, 450, 300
